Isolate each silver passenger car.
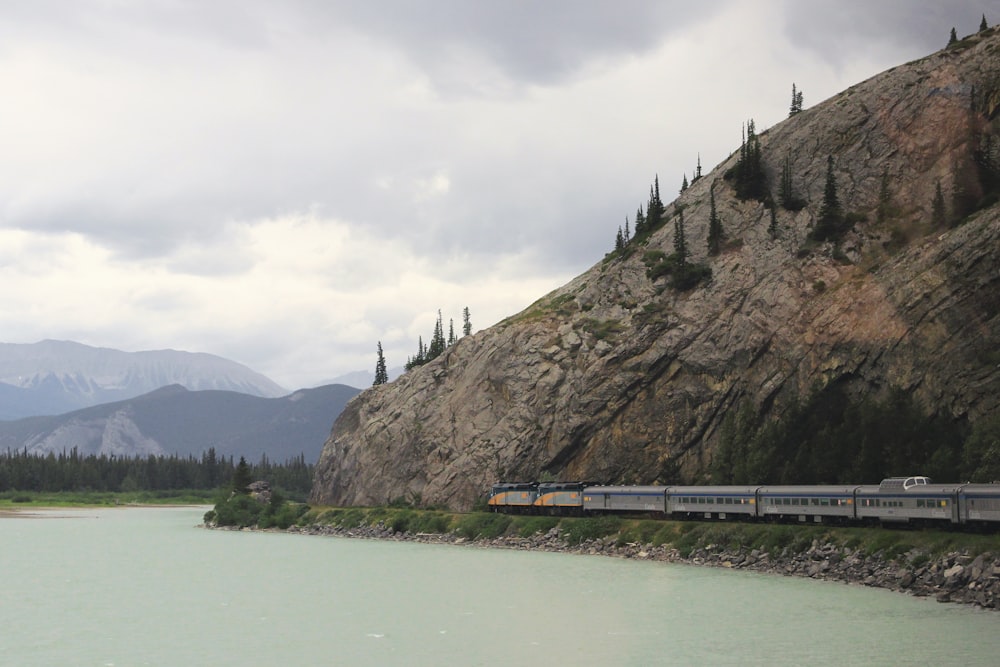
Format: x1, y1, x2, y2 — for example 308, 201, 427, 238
583, 486, 666, 514
756, 485, 858, 522
855, 477, 961, 524
666, 486, 758, 520
958, 484, 1000, 524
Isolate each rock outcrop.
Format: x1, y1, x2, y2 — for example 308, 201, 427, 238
313, 29, 1000, 510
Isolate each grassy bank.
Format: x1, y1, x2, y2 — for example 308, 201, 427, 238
301, 506, 1000, 559
0, 489, 216, 508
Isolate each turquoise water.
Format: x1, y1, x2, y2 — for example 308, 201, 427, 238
1, 507, 998, 666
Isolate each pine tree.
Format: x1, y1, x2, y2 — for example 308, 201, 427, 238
462, 307, 472, 337
427, 310, 446, 360
932, 180, 947, 226
673, 209, 688, 267
680, 174, 689, 192
734, 119, 766, 201
778, 155, 804, 210
779, 155, 793, 206
623, 216, 631, 243
232, 456, 252, 494
811, 155, 843, 242
634, 205, 646, 237
448, 319, 456, 346
876, 166, 892, 223
948, 27, 958, 45
406, 335, 426, 370
615, 226, 625, 251
707, 185, 723, 256
980, 14, 988, 32
789, 83, 804, 116
373, 341, 388, 386
646, 177, 665, 231
695, 154, 703, 181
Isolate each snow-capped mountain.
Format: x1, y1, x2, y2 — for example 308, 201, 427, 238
0, 340, 287, 420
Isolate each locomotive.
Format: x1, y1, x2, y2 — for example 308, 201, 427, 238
487, 476, 1000, 527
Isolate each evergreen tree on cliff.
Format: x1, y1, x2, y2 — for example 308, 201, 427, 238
462, 307, 472, 337
707, 185, 724, 256
932, 180, 948, 227
981, 14, 989, 32
427, 310, 446, 360
789, 83, 804, 116
673, 209, 688, 267
374, 341, 388, 386
734, 119, 766, 201
646, 177, 665, 232
811, 155, 843, 241
949, 27, 958, 45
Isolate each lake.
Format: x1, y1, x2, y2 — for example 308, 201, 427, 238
1, 507, 998, 666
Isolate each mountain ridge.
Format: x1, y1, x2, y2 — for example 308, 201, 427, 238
0, 383, 359, 463
0, 339, 286, 419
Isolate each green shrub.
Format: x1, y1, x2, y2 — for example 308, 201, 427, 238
561, 516, 623, 546
515, 516, 560, 538
454, 513, 512, 540
389, 510, 415, 533
212, 494, 263, 528
616, 520, 662, 546
410, 511, 453, 534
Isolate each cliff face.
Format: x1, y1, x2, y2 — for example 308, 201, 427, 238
313, 29, 1000, 510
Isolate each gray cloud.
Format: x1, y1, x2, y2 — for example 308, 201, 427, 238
0, 0, 984, 387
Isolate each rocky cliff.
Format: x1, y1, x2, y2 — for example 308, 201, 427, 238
313, 28, 1000, 510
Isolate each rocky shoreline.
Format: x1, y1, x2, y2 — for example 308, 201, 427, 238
272, 521, 1000, 611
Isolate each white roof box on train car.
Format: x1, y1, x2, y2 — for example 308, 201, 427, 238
879, 476, 932, 491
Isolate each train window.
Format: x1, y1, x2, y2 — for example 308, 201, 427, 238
941, 500, 948, 507
820, 499, 829, 506
917, 499, 924, 508
717, 498, 724, 504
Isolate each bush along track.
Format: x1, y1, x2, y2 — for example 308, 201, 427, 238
209, 506, 1000, 611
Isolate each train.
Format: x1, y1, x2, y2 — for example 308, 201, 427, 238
487, 476, 1000, 528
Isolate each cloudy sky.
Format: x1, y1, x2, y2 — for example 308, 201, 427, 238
0, 1, 995, 389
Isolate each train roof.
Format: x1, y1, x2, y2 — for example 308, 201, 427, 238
958, 484, 1000, 496
584, 485, 666, 494
879, 476, 932, 491
667, 485, 760, 495
857, 482, 965, 494
756, 485, 860, 495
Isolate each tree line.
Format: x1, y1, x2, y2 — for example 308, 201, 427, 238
0, 447, 313, 497
710, 383, 1000, 486
374, 307, 473, 385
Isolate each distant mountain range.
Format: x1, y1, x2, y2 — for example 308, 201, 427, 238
0, 340, 287, 420
0, 383, 360, 463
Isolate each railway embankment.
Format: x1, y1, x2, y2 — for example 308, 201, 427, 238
279, 513, 1000, 611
